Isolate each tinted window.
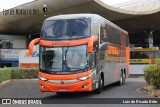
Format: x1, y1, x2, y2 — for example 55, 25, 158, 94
41, 18, 90, 39
130, 51, 154, 59
155, 51, 160, 58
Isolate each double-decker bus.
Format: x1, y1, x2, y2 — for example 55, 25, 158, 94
29, 14, 130, 94
130, 48, 160, 74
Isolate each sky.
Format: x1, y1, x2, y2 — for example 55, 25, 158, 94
0, 0, 131, 11
0, 0, 34, 11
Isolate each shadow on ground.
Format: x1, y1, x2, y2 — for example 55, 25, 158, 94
44, 82, 121, 98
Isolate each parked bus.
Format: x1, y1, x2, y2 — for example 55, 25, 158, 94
130, 48, 160, 74
29, 14, 130, 94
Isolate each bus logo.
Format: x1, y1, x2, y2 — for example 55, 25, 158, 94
60, 81, 64, 84
52, 42, 70, 46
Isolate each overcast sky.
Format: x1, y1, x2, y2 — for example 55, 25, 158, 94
0, 0, 131, 11
0, 0, 34, 11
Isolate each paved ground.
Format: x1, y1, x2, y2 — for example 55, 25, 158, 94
0, 78, 150, 98
0, 78, 159, 107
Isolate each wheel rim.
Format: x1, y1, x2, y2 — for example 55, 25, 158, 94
99, 76, 103, 91
101, 78, 103, 88
123, 73, 125, 83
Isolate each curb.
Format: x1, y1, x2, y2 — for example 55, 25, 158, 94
0, 80, 12, 89
129, 74, 144, 78
12, 79, 38, 81
136, 88, 151, 97
136, 87, 160, 98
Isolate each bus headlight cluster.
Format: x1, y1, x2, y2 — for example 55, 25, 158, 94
77, 76, 89, 81
77, 70, 96, 81
38, 76, 48, 81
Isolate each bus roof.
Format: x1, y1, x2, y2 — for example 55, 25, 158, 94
46, 14, 100, 20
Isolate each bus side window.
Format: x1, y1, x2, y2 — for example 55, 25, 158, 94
100, 22, 108, 43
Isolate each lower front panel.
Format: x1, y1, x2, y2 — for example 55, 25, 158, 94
39, 78, 92, 92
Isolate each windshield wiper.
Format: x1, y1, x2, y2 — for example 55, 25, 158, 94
78, 68, 86, 72
42, 68, 61, 72
70, 68, 87, 72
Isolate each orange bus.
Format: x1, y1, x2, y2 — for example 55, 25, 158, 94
29, 14, 130, 94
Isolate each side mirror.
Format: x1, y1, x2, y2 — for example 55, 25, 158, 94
94, 40, 99, 51
29, 38, 40, 55
88, 35, 98, 53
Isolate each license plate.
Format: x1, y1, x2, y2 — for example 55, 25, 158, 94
59, 89, 67, 92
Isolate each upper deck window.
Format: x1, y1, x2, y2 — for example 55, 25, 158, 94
41, 18, 91, 39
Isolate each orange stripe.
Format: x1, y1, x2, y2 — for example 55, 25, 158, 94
39, 38, 90, 47
29, 35, 98, 55
39, 35, 98, 47
39, 35, 98, 53
20, 63, 39, 68
88, 35, 98, 52
126, 46, 130, 75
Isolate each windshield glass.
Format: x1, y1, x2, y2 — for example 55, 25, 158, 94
41, 18, 91, 39
40, 45, 89, 73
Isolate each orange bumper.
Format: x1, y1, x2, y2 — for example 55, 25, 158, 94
39, 78, 92, 92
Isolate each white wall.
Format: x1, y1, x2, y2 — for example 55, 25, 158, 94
12, 39, 26, 49
19, 48, 39, 68
130, 64, 148, 74
0, 34, 26, 49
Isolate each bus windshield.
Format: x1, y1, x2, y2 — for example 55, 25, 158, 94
40, 45, 89, 73
41, 18, 91, 39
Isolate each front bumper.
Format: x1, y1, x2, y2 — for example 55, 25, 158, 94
39, 78, 92, 92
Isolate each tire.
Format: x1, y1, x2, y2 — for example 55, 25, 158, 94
122, 73, 126, 84
117, 72, 123, 86
95, 75, 103, 94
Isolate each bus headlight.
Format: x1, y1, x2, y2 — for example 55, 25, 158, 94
77, 76, 89, 81
38, 76, 48, 81
77, 70, 95, 81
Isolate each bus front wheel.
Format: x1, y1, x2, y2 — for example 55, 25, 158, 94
94, 74, 103, 94
122, 73, 126, 84
117, 72, 124, 86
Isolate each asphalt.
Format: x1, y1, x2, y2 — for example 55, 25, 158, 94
0, 78, 159, 107
0, 78, 151, 98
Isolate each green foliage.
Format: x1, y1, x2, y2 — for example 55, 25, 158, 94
156, 59, 160, 66
0, 68, 38, 83
11, 68, 38, 79
0, 68, 11, 83
144, 60, 160, 89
